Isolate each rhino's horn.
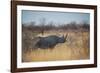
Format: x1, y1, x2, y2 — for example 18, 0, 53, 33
64, 33, 68, 40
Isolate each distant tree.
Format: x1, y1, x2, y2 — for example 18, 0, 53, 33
39, 18, 46, 35
46, 21, 54, 30
82, 22, 89, 30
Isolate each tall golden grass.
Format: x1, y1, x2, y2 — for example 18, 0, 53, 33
22, 31, 90, 62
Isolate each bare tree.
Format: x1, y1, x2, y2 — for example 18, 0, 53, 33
39, 18, 46, 35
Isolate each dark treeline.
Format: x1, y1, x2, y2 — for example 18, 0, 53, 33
22, 21, 90, 32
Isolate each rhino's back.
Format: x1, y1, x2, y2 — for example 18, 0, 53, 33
35, 36, 59, 49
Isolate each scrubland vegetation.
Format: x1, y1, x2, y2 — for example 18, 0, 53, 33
22, 20, 90, 62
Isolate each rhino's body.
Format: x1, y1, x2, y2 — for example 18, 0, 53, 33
35, 35, 67, 49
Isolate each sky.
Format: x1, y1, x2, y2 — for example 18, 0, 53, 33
22, 10, 90, 25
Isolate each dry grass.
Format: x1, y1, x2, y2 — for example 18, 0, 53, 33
22, 31, 90, 62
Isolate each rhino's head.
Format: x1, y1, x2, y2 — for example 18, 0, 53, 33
58, 34, 68, 43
